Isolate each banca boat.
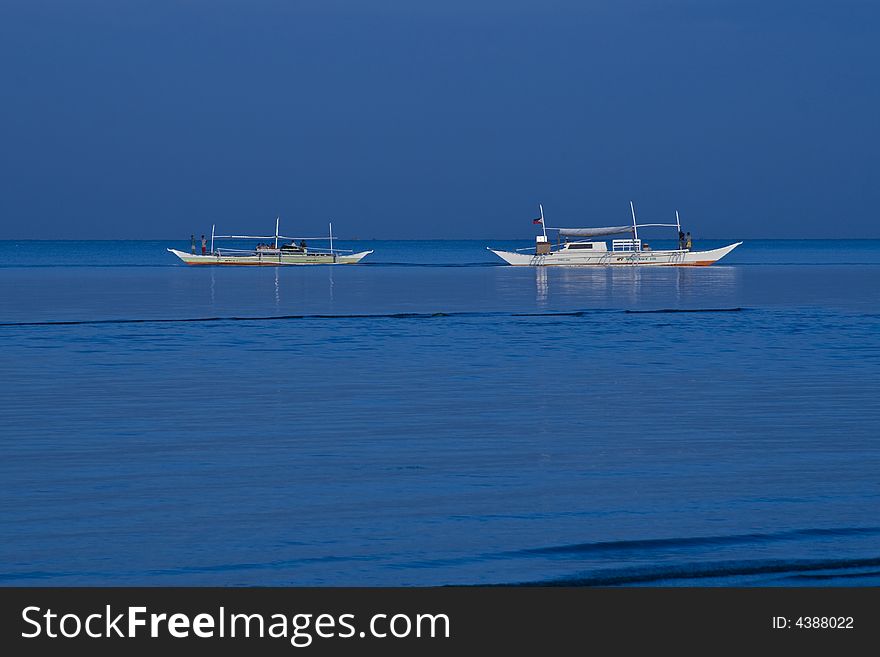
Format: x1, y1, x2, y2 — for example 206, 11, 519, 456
168, 218, 373, 265
488, 203, 741, 266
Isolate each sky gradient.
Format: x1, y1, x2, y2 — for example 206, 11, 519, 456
1, 0, 878, 239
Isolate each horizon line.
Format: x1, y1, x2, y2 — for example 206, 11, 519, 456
2, 237, 880, 242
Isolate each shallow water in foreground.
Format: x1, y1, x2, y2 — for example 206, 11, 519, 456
1, 240, 879, 585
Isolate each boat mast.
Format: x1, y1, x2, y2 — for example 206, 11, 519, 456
630, 201, 639, 242
675, 210, 681, 248
539, 203, 547, 239
210, 224, 215, 254
274, 216, 280, 249
329, 221, 334, 254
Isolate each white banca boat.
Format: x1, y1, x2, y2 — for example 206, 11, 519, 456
168, 218, 373, 266
488, 203, 741, 266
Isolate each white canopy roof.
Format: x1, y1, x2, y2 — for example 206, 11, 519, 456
558, 226, 634, 237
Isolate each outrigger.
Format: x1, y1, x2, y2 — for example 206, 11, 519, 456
167, 218, 373, 265
488, 203, 741, 266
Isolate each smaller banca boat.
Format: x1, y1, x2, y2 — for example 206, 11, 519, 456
488, 203, 741, 266
168, 218, 373, 266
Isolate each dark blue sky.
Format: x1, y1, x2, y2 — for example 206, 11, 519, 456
1, 0, 878, 239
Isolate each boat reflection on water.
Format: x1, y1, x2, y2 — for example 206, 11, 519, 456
534, 264, 739, 308
535, 267, 548, 305
328, 264, 335, 304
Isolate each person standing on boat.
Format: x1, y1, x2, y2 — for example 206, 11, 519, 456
201, 234, 207, 255
191, 234, 196, 255
678, 230, 685, 250
685, 232, 692, 250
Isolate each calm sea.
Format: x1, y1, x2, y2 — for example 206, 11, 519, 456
1, 239, 879, 586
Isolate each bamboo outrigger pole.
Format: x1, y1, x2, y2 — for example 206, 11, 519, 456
630, 201, 639, 242
675, 210, 682, 250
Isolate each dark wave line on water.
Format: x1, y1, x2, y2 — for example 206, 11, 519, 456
789, 570, 880, 581
513, 526, 880, 557
625, 307, 743, 314
0, 312, 455, 327
3, 262, 880, 269
0, 553, 384, 583
0, 308, 747, 328
522, 556, 880, 587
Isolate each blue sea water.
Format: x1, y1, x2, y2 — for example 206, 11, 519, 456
1, 239, 879, 586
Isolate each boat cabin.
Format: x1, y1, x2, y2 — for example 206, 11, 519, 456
535, 236, 649, 255
561, 240, 608, 252
536, 236, 611, 255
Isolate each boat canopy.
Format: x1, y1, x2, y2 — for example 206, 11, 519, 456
558, 226, 634, 237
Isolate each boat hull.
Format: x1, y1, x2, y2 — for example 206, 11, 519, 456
167, 248, 373, 265
487, 242, 742, 266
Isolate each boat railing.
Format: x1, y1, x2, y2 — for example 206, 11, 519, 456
215, 247, 263, 255
612, 239, 642, 252
213, 246, 355, 256
511, 240, 691, 255
287, 247, 355, 254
